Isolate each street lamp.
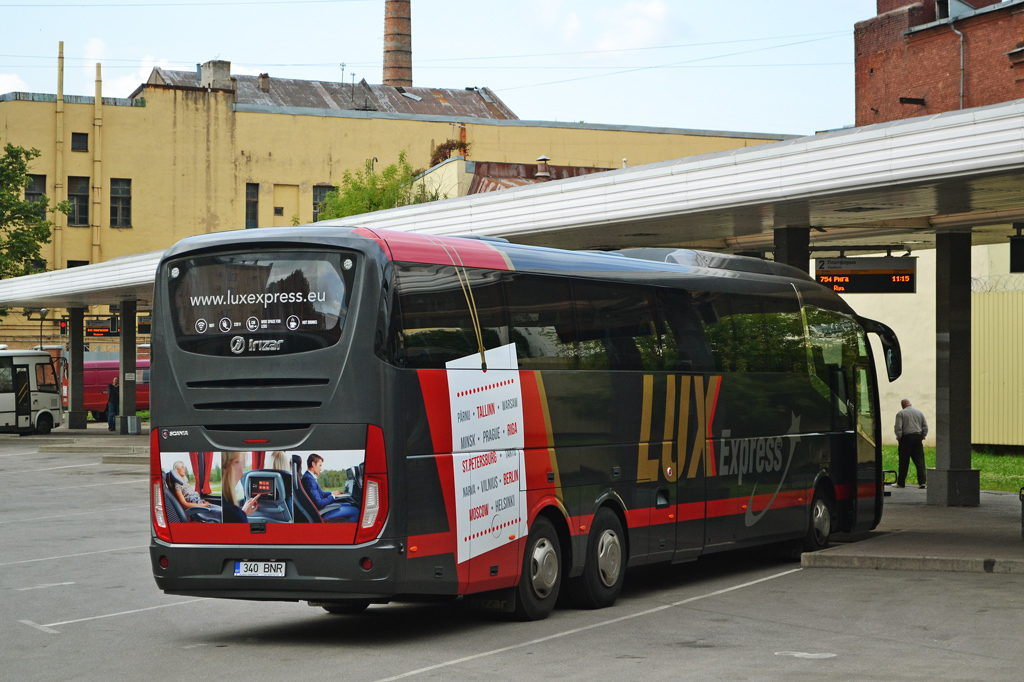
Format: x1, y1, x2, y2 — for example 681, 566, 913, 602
38, 307, 48, 350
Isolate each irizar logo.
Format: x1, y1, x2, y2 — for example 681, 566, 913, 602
229, 336, 284, 354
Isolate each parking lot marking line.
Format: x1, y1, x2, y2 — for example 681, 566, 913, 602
38, 598, 210, 631
0, 544, 149, 567
17, 582, 77, 591
51, 478, 147, 491
20, 621, 60, 634
374, 567, 804, 682
0, 463, 101, 475
0, 451, 43, 458
0, 505, 145, 525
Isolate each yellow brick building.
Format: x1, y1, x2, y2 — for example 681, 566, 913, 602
0, 58, 789, 345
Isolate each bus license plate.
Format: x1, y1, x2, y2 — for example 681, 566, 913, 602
234, 561, 285, 577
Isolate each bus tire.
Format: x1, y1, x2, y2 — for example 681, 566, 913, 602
566, 507, 625, 609
321, 601, 370, 615
92, 410, 107, 422
802, 487, 833, 552
35, 413, 53, 435
514, 515, 561, 621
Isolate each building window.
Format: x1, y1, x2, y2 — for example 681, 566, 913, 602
110, 178, 132, 227
313, 184, 332, 222
273, 206, 284, 217
68, 176, 89, 226
67, 260, 89, 268
245, 183, 258, 229
71, 132, 88, 152
26, 174, 46, 218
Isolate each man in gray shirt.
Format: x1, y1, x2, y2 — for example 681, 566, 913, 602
894, 398, 928, 488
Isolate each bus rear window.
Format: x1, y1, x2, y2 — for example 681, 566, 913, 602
166, 251, 354, 356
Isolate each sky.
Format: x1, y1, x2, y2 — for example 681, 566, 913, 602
0, 0, 877, 137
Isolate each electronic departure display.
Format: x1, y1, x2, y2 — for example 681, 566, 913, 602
815, 257, 917, 294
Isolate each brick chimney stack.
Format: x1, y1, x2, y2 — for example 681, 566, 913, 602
383, 0, 412, 87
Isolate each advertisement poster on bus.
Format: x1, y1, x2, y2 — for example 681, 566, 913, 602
158, 449, 364, 524
446, 343, 526, 564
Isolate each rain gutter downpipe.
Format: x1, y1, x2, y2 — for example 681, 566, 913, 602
951, 20, 964, 110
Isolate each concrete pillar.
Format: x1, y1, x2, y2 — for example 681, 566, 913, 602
773, 226, 810, 274
929, 231, 980, 506
67, 307, 87, 429
118, 299, 137, 435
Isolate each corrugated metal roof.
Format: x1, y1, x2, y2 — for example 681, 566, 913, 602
145, 67, 517, 120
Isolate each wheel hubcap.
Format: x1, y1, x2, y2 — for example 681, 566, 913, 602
811, 499, 831, 544
529, 537, 559, 599
595, 529, 621, 587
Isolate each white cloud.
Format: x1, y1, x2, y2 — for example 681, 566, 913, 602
104, 56, 171, 98
527, 0, 581, 43
594, 0, 673, 52
0, 73, 29, 95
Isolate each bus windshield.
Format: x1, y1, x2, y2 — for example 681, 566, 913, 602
167, 251, 354, 356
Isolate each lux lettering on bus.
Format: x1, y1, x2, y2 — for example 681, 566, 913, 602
636, 375, 721, 483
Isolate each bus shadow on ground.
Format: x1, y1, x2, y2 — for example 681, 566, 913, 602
181, 545, 798, 648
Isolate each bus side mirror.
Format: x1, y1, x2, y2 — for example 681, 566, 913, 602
857, 316, 902, 382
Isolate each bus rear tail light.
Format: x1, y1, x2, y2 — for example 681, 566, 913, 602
355, 425, 388, 544
150, 429, 173, 543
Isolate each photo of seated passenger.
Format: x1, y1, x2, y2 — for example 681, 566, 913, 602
170, 460, 215, 510
221, 451, 260, 523
302, 453, 360, 522
269, 450, 290, 472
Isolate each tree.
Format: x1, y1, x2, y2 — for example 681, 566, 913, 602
0, 140, 68, 281
317, 150, 443, 220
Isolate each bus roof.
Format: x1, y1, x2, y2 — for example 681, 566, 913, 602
160, 225, 814, 284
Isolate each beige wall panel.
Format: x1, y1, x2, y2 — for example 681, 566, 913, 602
272, 184, 299, 226
972, 291, 1024, 446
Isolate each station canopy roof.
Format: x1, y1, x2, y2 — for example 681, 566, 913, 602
3, 98, 1024, 311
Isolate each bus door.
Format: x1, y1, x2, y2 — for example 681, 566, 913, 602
852, 358, 879, 533
674, 375, 709, 562
14, 366, 31, 430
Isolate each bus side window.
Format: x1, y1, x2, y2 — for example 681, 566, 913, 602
702, 291, 803, 374
655, 288, 714, 372
504, 274, 577, 370
804, 306, 860, 427
393, 263, 508, 369
35, 362, 58, 393
0, 358, 12, 392
571, 280, 661, 371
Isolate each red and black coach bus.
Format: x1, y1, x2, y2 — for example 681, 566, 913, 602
149, 226, 901, 620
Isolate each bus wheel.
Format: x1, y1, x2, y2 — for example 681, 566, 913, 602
514, 516, 561, 621
567, 508, 625, 609
92, 410, 107, 422
802, 488, 833, 552
321, 601, 370, 615
35, 413, 53, 435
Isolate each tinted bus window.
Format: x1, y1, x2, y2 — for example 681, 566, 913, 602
167, 251, 352, 356
700, 292, 804, 373
655, 288, 715, 373
505, 274, 578, 370
572, 280, 660, 371
394, 264, 508, 368
805, 306, 865, 426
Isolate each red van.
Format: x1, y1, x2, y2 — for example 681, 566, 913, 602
61, 360, 150, 420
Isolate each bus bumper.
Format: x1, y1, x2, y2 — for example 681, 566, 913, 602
149, 538, 440, 602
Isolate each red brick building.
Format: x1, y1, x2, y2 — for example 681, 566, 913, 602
855, 0, 1024, 126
